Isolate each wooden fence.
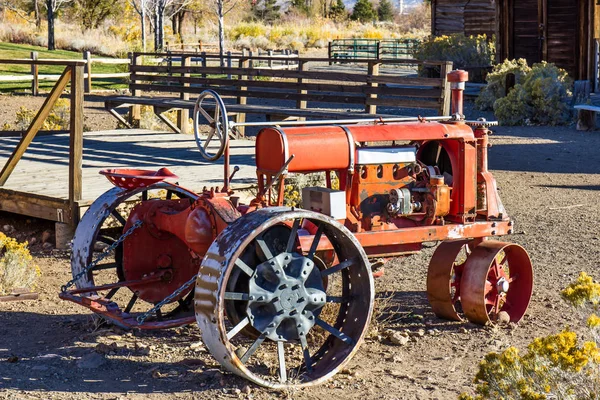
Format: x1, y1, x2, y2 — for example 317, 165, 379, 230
0, 58, 84, 226
0, 51, 129, 94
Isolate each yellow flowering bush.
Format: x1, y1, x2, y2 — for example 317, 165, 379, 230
461, 272, 600, 400
15, 98, 70, 131
0, 232, 41, 295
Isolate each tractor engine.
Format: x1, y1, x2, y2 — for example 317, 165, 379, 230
254, 120, 496, 257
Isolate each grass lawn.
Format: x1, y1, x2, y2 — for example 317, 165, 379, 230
0, 42, 128, 92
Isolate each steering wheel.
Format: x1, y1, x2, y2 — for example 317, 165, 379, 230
193, 89, 229, 161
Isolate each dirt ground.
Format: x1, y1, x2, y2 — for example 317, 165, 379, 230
1, 93, 600, 400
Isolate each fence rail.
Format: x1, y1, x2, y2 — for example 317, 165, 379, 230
328, 38, 421, 62
0, 51, 129, 94
0, 58, 84, 226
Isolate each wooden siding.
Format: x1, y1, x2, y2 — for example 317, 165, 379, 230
432, 0, 496, 38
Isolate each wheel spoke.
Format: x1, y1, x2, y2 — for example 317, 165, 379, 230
307, 224, 324, 260
277, 341, 287, 383
204, 129, 216, 149
166, 190, 174, 200
298, 332, 312, 372
90, 263, 118, 272
286, 218, 301, 253
199, 106, 214, 123
326, 295, 351, 303
111, 210, 127, 226
124, 293, 138, 314
234, 258, 254, 277
315, 318, 355, 345
321, 258, 355, 278
256, 237, 274, 260
97, 235, 115, 246
224, 292, 250, 301
141, 190, 148, 201
105, 287, 119, 300
227, 317, 250, 340
240, 333, 267, 364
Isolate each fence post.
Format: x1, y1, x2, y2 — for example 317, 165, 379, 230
296, 60, 307, 117
440, 61, 453, 116
30, 51, 38, 96
69, 64, 84, 224
201, 51, 207, 78
366, 61, 380, 114
227, 51, 232, 79
129, 53, 141, 124
328, 41, 332, 65
248, 51, 254, 80
268, 50, 273, 69
178, 55, 190, 134
236, 49, 248, 137
83, 51, 92, 93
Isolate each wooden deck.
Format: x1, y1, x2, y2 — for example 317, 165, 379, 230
0, 129, 257, 222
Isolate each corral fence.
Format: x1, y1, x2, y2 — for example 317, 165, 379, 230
0, 51, 129, 95
156, 48, 300, 72
328, 38, 421, 63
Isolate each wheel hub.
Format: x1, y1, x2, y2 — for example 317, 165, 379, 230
496, 277, 509, 294
247, 252, 326, 342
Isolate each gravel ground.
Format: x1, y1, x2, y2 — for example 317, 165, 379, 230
0, 93, 599, 400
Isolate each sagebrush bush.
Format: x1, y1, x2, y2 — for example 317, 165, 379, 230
0, 233, 40, 296
414, 34, 495, 71
10, 98, 70, 131
494, 62, 573, 126
476, 59, 531, 111
461, 272, 600, 400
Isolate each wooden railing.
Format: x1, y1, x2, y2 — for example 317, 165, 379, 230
0, 59, 84, 225
0, 51, 129, 94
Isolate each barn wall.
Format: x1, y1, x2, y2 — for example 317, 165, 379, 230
432, 0, 497, 38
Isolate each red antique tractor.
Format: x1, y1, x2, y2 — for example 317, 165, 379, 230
60, 71, 533, 388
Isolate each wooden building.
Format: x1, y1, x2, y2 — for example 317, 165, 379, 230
430, 0, 599, 84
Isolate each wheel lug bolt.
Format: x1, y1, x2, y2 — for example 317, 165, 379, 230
272, 297, 279, 303
290, 310, 297, 316
279, 284, 288, 290
277, 310, 285, 315
268, 322, 276, 328
298, 297, 305, 303
297, 324, 302, 328
248, 295, 255, 301
292, 284, 300, 290
257, 296, 265, 301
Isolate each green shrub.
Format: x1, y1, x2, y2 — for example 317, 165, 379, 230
413, 34, 495, 71
476, 58, 531, 111
494, 62, 573, 126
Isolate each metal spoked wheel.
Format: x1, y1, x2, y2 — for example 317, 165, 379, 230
193, 89, 229, 161
68, 182, 199, 328
460, 241, 533, 324
426, 240, 472, 321
195, 207, 374, 388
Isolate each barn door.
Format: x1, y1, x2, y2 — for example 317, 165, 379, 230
511, 0, 579, 77
543, 0, 578, 77
512, 0, 543, 64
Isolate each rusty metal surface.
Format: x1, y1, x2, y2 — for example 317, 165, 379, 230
195, 207, 374, 388
426, 240, 471, 321
460, 241, 533, 324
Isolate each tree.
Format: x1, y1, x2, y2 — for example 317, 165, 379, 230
73, 0, 119, 30
213, 0, 242, 63
350, 0, 375, 22
252, 0, 280, 23
129, 0, 150, 51
45, 0, 71, 50
328, 0, 346, 21
377, 0, 393, 21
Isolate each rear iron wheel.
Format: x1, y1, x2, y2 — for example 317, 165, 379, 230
68, 182, 199, 328
195, 208, 374, 388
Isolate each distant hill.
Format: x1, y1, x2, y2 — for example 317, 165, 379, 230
343, 0, 423, 11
